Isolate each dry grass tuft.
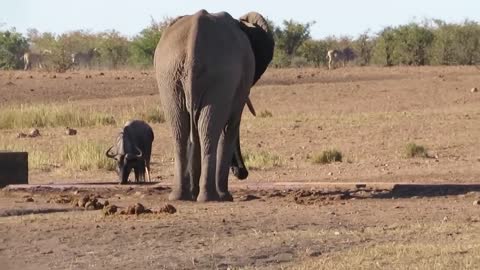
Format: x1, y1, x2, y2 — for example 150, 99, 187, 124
244, 151, 281, 170
405, 142, 427, 158
311, 149, 343, 164
258, 110, 273, 118
61, 140, 116, 171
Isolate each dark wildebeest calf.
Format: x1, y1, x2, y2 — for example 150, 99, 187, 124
106, 120, 154, 184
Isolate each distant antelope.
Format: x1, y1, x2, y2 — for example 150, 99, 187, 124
327, 47, 355, 70
22, 50, 52, 70
71, 48, 98, 70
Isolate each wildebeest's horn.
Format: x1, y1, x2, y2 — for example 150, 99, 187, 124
105, 146, 116, 158
125, 146, 142, 160
246, 98, 256, 116
135, 146, 143, 158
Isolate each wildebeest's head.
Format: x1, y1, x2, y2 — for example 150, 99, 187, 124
105, 134, 144, 184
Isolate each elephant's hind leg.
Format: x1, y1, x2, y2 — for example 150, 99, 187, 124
162, 88, 192, 200
196, 107, 226, 202
216, 118, 241, 201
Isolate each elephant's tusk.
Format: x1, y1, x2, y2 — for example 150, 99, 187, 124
246, 98, 256, 116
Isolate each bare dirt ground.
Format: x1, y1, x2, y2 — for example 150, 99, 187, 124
1, 66, 480, 269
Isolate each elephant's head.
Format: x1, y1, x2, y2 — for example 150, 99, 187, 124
238, 12, 275, 86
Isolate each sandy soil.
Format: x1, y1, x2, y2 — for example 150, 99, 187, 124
1, 66, 480, 269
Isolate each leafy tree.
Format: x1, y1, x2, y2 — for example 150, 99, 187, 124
274, 20, 314, 56
353, 31, 375, 66
97, 30, 130, 69
0, 29, 28, 69
129, 17, 172, 67
372, 27, 396, 66
298, 39, 329, 67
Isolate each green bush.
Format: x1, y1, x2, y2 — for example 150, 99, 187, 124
0, 29, 28, 69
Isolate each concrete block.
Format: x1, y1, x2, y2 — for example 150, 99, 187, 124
0, 152, 28, 187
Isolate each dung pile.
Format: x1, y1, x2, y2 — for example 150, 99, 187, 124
103, 203, 176, 216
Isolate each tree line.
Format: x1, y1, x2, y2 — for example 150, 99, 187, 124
1, 17, 480, 71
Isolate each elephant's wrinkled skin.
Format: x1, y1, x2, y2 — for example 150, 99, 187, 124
154, 10, 274, 202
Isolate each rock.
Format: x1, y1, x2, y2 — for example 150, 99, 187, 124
28, 128, 40, 137
355, 183, 367, 189
471, 87, 478, 93
102, 204, 117, 216
85, 201, 96, 210
328, 172, 333, 176
16, 132, 27, 138
65, 127, 77, 136
78, 195, 89, 207
25, 197, 34, 202
473, 200, 480, 206
158, 204, 176, 214
134, 203, 146, 214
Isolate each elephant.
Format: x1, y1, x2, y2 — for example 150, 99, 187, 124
154, 10, 274, 202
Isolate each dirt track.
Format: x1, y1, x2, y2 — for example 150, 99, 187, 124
1, 66, 480, 269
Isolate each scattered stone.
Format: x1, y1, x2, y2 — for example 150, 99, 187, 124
85, 75, 92, 79
328, 172, 333, 176
471, 87, 478, 93
25, 197, 34, 202
51, 75, 56, 79
238, 194, 260, 202
28, 128, 40, 137
16, 132, 27, 138
296, 75, 302, 79
99, 72, 105, 76
473, 200, 480, 206
47, 195, 74, 204
5, 81, 15, 86
77, 195, 89, 207
115, 76, 120, 80
102, 204, 118, 216
85, 201, 96, 210
158, 204, 176, 214
334, 231, 340, 235
65, 127, 77, 136
355, 183, 367, 189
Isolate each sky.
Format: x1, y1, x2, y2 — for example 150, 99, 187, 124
2, 0, 480, 39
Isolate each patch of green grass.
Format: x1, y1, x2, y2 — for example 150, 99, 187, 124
258, 110, 273, 118
0, 103, 167, 129
0, 104, 117, 129
136, 106, 165, 124
61, 140, 116, 171
244, 151, 281, 170
405, 142, 427, 158
311, 149, 343, 164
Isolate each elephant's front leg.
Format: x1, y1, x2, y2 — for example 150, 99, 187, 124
216, 120, 240, 201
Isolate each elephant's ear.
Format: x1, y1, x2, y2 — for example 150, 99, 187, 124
238, 12, 275, 86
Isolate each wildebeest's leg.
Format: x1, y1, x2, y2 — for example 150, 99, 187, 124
134, 167, 140, 183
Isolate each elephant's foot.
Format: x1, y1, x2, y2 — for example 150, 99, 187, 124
231, 167, 248, 180
168, 189, 193, 201
196, 190, 219, 202
217, 191, 234, 202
